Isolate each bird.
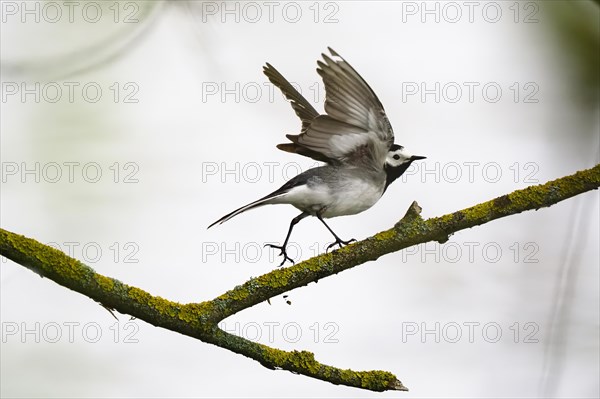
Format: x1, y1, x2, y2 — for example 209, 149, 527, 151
208, 47, 426, 266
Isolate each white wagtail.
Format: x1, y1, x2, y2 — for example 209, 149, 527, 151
208, 48, 425, 266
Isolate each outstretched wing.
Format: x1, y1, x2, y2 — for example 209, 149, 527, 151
263, 63, 333, 163
263, 63, 319, 132
273, 48, 395, 168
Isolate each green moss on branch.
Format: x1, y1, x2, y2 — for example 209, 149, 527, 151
1, 164, 598, 392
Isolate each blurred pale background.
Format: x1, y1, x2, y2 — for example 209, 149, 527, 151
1, 1, 599, 397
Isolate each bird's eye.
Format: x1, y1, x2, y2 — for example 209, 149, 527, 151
393, 154, 400, 160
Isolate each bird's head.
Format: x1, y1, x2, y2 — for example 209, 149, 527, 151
383, 144, 426, 191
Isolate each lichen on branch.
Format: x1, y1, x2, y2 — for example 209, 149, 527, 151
1, 164, 598, 392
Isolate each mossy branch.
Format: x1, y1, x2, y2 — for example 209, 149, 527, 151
1, 164, 599, 392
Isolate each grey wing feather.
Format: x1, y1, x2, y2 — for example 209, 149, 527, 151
290, 48, 394, 167
263, 63, 319, 131
264, 63, 335, 163
265, 48, 394, 168
293, 116, 370, 161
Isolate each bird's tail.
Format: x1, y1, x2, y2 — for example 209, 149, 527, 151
207, 191, 287, 229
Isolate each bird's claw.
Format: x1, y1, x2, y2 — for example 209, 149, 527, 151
264, 243, 295, 267
326, 238, 356, 253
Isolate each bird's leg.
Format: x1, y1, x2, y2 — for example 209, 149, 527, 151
264, 212, 309, 267
316, 211, 356, 252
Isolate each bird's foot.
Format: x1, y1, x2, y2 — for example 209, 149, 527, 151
264, 243, 295, 267
326, 237, 356, 253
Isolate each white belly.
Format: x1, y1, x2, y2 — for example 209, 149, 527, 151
277, 176, 384, 218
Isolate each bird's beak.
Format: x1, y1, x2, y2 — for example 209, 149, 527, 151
410, 155, 427, 161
